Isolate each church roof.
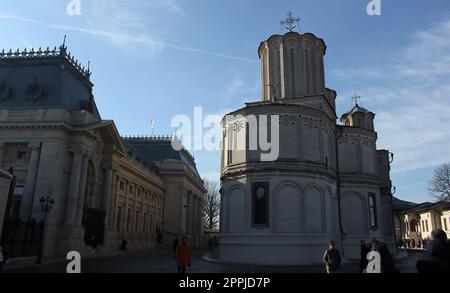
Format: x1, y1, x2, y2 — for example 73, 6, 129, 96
123, 136, 200, 178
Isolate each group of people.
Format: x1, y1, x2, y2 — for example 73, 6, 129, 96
398, 238, 430, 249
323, 239, 398, 273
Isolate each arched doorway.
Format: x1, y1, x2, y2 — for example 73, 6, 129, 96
81, 161, 106, 248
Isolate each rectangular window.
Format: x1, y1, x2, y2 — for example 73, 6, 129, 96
444, 218, 448, 231
120, 181, 124, 191
143, 212, 147, 232
368, 193, 377, 230
127, 208, 131, 232
135, 211, 140, 232
252, 182, 269, 227
426, 220, 429, 232
227, 128, 233, 165
422, 220, 425, 232
116, 207, 122, 232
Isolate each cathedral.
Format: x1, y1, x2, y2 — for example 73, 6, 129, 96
220, 25, 396, 265
0, 43, 205, 261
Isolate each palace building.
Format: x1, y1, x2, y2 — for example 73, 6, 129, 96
220, 22, 396, 265
0, 44, 205, 261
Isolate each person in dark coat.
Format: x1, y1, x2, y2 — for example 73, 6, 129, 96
173, 238, 179, 259
359, 240, 369, 273
416, 229, 450, 273
323, 241, 342, 273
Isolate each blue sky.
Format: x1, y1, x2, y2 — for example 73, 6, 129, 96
1, 0, 450, 203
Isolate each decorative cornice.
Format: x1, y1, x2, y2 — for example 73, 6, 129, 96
0, 44, 91, 81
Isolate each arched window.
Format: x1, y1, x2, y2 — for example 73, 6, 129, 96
410, 219, 419, 232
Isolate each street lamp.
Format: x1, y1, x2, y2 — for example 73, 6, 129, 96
36, 196, 55, 264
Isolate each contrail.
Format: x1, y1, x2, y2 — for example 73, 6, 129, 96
0, 15, 258, 64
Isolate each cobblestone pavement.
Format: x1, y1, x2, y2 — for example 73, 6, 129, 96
2, 248, 423, 274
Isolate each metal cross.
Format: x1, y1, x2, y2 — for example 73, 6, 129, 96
280, 12, 301, 32
351, 92, 362, 106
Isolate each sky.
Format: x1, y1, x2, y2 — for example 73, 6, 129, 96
1, 0, 450, 204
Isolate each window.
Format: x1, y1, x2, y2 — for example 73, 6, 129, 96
368, 193, 377, 230
143, 212, 147, 232
127, 209, 131, 231
444, 218, 448, 231
12, 186, 24, 222
422, 220, 425, 232
425, 220, 429, 232
135, 211, 140, 232
129, 185, 134, 194
227, 127, 233, 165
119, 181, 124, 191
252, 182, 269, 227
116, 207, 122, 231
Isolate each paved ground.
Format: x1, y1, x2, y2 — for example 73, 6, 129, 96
2, 248, 423, 273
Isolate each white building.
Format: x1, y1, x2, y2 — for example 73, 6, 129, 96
219, 29, 395, 265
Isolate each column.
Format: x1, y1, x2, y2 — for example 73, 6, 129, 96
20, 143, 42, 220
197, 198, 202, 237
64, 151, 84, 225
75, 155, 89, 226
110, 174, 119, 230
107, 171, 117, 230
0, 142, 5, 167
102, 168, 113, 227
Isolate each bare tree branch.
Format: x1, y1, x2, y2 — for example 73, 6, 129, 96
428, 163, 450, 202
202, 178, 221, 230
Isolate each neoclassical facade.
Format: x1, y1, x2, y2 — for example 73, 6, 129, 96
220, 31, 395, 265
0, 44, 204, 261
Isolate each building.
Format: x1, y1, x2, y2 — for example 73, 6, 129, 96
124, 137, 206, 247
220, 28, 396, 265
393, 199, 450, 245
0, 43, 204, 261
0, 168, 13, 241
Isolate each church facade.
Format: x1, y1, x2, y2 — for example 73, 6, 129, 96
220, 31, 395, 265
0, 44, 205, 261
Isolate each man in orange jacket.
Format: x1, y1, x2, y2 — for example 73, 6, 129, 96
176, 237, 192, 273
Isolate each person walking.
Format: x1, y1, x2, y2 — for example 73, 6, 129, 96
173, 237, 179, 259
323, 241, 342, 273
176, 237, 192, 273
0, 246, 5, 272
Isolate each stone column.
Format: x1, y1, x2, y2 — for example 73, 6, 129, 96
64, 151, 84, 225
75, 155, 89, 226
107, 170, 117, 230
197, 198, 202, 238
20, 143, 42, 221
0, 142, 5, 168
102, 168, 113, 227
111, 174, 119, 230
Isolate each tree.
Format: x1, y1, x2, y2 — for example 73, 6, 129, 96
202, 179, 221, 230
428, 163, 450, 202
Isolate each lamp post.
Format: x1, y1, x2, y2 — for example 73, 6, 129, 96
36, 196, 55, 264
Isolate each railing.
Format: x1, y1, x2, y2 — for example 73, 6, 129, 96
0, 45, 91, 80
